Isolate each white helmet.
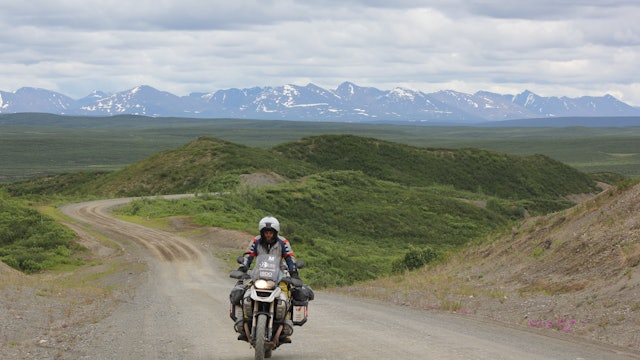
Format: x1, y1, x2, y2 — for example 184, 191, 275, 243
259, 216, 280, 234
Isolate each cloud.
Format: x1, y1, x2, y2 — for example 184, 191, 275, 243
1, 0, 639, 106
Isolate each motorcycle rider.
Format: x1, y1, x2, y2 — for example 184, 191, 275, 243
238, 216, 300, 279
233, 216, 300, 342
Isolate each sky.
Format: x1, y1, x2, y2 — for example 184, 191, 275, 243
1, 0, 639, 105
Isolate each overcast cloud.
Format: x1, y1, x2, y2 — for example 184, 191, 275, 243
1, 0, 639, 105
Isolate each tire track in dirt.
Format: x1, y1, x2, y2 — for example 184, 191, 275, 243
58, 196, 249, 359
54, 195, 640, 360
62, 196, 201, 263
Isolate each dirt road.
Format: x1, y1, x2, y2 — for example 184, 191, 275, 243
55, 197, 638, 359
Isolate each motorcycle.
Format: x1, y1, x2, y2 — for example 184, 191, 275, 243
229, 255, 312, 360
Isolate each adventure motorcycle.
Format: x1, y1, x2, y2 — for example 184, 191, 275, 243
230, 254, 313, 360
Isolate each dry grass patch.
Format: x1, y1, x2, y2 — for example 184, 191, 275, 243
621, 243, 640, 268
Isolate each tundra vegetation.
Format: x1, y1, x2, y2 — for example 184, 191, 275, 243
2, 114, 640, 182
0, 192, 80, 273
2, 133, 613, 287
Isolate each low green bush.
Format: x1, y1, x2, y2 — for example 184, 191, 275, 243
0, 194, 79, 273
392, 245, 440, 273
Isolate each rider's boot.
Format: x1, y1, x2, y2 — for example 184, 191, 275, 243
234, 319, 248, 341
279, 319, 294, 343
279, 335, 291, 343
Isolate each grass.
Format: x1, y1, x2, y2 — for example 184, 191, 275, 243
622, 244, 640, 268
2, 114, 640, 181
2, 133, 604, 286
0, 193, 83, 273
0, 116, 636, 289
109, 157, 582, 287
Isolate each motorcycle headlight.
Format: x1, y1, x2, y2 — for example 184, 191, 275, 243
254, 279, 276, 290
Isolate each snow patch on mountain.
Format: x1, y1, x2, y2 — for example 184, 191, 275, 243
1, 82, 639, 123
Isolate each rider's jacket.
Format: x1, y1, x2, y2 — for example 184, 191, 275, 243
242, 235, 297, 273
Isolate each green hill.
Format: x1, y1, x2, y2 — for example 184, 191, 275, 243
9, 134, 597, 206
80, 137, 312, 196
4, 135, 600, 285
273, 134, 597, 199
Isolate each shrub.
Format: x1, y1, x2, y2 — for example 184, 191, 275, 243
392, 245, 440, 273
0, 195, 78, 273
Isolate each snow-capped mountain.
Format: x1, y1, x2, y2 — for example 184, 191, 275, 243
0, 87, 75, 114
1, 82, 639, 123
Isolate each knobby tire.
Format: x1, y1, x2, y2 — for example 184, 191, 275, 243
255, 314, 268, 360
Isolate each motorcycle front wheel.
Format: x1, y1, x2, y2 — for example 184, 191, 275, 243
255, 314, 268, 360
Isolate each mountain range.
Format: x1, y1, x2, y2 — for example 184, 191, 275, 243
1, 82, 640, 124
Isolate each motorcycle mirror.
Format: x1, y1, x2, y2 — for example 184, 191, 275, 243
296, 260, 305, 269
236, 256, 245, 264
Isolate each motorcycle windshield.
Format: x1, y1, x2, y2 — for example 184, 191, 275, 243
252, 254, 281, 282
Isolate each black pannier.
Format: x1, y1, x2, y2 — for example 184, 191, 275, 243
292, 284, 314, 302
229, 285, 245, 305
291, 284, 313, 326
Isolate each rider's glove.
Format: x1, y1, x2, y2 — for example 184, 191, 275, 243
290, 270, 300, 279
238, 265, 248, 272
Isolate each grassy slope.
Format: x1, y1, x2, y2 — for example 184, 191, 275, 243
35, 134, 595, 200
272, 134, 598, 199
47, 134, 596, 287
333, 181, 640, 350
2, 134, 602, 285
0, 194, 79, 273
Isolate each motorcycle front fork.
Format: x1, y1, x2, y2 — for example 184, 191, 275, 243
246, 301, 287, 345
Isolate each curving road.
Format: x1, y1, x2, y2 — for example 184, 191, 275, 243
61, 197, 638, 360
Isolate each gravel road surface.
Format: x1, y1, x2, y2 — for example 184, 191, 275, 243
56, 197, 638, 360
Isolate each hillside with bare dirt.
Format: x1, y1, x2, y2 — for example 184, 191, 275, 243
336, 182, 640, 351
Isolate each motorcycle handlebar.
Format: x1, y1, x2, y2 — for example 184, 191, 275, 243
229, 270, 304, 287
